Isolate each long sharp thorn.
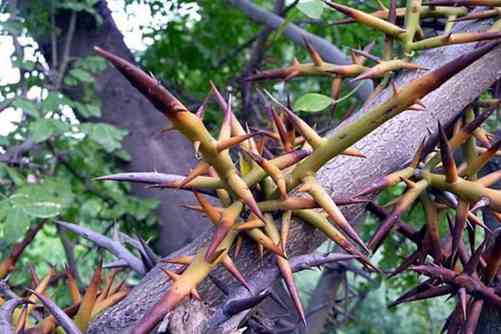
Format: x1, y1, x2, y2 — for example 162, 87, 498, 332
195, 92, 212, 120
234, 236, 243, 258
460, 107, 497, 141
350, 47, 381, 64
368, 180, 428, 252
227, 171, 265, 223
177, 162, 210, 190
218, 94, 233, 141
391, 285, 454, 306
242, 148, 288, 200
294, 210, 378, 271
277, 257, 307, 326
268, 105, 293, 152
438, 122, 458, 183
28, 290, 82, 334
0, 221, 45, 279
263, 89, 323, 149
451, 200, 469, 263
236, 219, 265, 230
388, 279, 434, 308
55, 221, 145, 274
193, 192, 222, 225
65, 265, 81, 304
94, 47, 188, 115
423, 0, 501, 6
161, 255, 194, 265
353, 60, 424, 81
217, 132, 264, 152
388, 248, 423, 278
74, 259, 102, 332
205, 202, 243, 261
281, 210, 292, 254
464, 299, 483, 334
303, 37, 324, 66
485, 231, 501, 283
160, 268, 201, 301
223, 291, 270, 317
410, 137, 427, 168
221, 255, 252, 292
136, 235, 159, 269
458, 288, 467, 320
464, 241, 485, 275
324, 1, 406, 37
354, 165, 416, 198
0, 298, 31, 334
462, 138, 501, 176
305, 177, 369, 253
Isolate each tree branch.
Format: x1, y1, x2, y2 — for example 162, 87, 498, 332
228, 0, 373, 101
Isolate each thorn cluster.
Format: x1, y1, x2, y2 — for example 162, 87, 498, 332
92, 27, 499, 331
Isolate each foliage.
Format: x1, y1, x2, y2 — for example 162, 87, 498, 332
0, 0, 158, 295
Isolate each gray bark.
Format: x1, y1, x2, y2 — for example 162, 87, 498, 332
88, 18, 501, 334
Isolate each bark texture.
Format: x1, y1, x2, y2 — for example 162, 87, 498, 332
88, 18, 501, 334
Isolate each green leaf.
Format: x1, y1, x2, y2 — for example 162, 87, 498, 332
297, 0, 324, 19
0, 200, 10, 221
85, 104, 101, 117
80, 123, 127, 152
294, 93, 333, 112
1, 164, 25, 186
42, 92, 63, 114
10, 185, 65, 218
68, 68, 95, 83
4, 208, 30, 243
80, 198, 103, 218
13, 98, 38, 118
30, 119, 69, 143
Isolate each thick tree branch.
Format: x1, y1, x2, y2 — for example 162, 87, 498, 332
228, 0, 373, 101
88, 18, 501, 334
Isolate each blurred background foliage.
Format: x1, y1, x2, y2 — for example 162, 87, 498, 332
0, 0, 480, 332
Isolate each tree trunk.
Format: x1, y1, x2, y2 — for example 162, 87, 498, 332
87, 18, 501, 333
19, 0, 208, 254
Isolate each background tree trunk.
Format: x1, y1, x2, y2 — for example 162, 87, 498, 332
20, 0, 208, 254
87, 17, 501, 333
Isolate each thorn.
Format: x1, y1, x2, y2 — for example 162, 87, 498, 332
234, 236, 243, 259
221, 255, 252, 292
161, 255, 194, 265
277, 257, 307, 326
160, 268, 201, 301
222, 291, 270, 317
217, 132, 264, 152
410, 137, 427, 168
281, 210, 292, 254
205, 202, 243, 261
178, 162, 210, 190
196, 92, 212, 120
458, 288, 467, 320
438, 121, 458, 183
303, 37, 324, 66
94, 47, 188, 116
236, 219, 266, 230
400, 176, 416, 188
241, 148, 288, 200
